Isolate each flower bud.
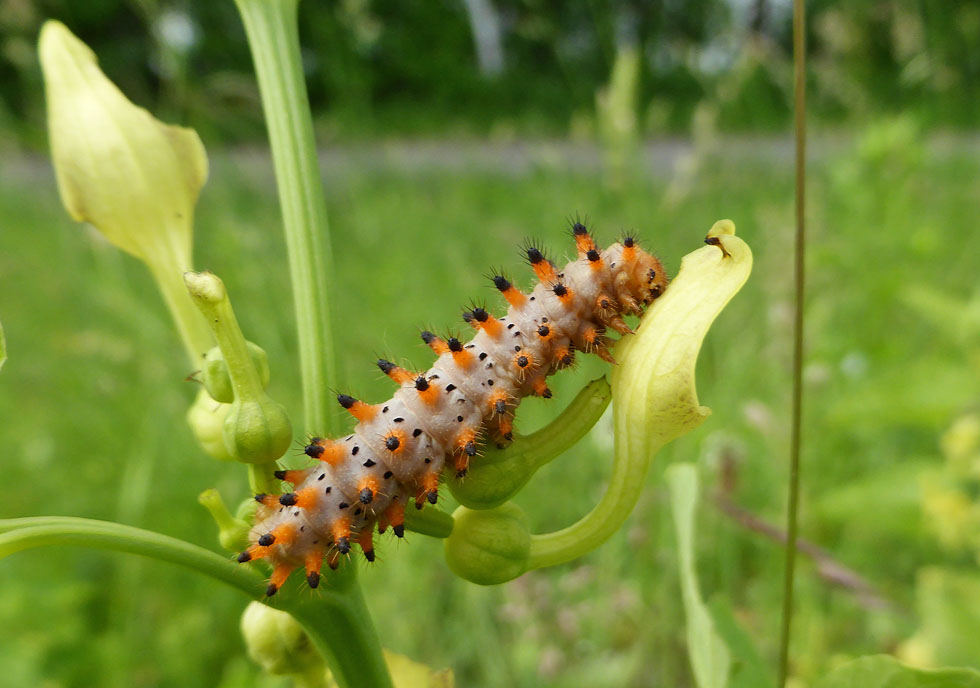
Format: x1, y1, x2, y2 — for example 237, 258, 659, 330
444, 503, 530, 585
39, 20, 213, 364
40, 20, 207, 265
223, 397, 292, 464
201, 343, 271, 404
186, 388, 236, 461
240, 602, 321, 676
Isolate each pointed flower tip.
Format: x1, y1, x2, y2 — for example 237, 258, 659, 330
39, 20, 207, 266
184, 271, 226, 304
612, 220, 752, 452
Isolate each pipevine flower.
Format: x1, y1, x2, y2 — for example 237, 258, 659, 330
39, 20, 212, 366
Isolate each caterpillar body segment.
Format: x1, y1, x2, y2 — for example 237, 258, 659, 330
241, 230, 668, 595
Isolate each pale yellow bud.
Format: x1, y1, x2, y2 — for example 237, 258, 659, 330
39, 20, 212, 364
39, 20, 207, 266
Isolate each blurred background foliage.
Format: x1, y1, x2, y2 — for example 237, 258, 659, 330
2, 0, 980, 148
2, 1, 980, 687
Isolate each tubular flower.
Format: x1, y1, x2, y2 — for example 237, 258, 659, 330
39, 20, 212, 363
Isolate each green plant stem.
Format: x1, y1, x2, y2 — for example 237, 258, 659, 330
150, 261, 213, 367
404, 505, 455, 539
779, 1, 807, 685
186, 271, 280, 490
233, 0, 337, 436
0, 517, 264, 596
231, 3, 387, 686
0, 517, 392, 688
526, 434, 663, 569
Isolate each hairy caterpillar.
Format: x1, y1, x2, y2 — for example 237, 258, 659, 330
239, 222, 669, 596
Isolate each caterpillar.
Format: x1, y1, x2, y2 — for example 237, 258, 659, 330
239, 222, 669, 596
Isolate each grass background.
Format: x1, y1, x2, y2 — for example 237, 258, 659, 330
1, 123, 979, 686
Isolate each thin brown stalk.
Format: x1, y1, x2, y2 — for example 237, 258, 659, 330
779, 0, 807, 684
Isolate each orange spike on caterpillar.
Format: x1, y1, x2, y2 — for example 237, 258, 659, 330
492, 274, 527, 309
239, 224, 670, 594
377, 359, 416, 385
337, 394, 378, 423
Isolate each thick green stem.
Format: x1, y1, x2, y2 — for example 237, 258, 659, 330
0, 517, 392, 688
233, 0, 337, 436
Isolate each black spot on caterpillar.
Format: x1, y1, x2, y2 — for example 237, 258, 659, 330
241, 223, 669, 595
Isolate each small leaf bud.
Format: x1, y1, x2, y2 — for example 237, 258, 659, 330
201, 342, 271, 403
186, 388, 235, 462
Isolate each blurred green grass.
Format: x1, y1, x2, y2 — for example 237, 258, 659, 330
1, 129, 979, 687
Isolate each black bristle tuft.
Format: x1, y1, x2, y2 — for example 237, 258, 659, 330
517, 355, 529, 368
427, 490, 439, 505
465, 441, 477, 456
363, 549, 376, 562
447, 337, 463, 352
462, 311, 474, 323
336, 536, 350, 555
552, 284, 568, 297
393, 524, 405, 538
385, 435, 400, 451
537, 325, 550, 337
492, 275, 511, 292
420, 330, 436, 344
237, 551, 252, 563
279, 493, 298, 507
305, 443, 325, 458
265, 584, 279, 597
254, 493, 268, 503
586, 249, 600, 262
572, 221, 588, 236
273, 469, 287, 480
359, 487, 374, 504
415, 376, 429, 391
526, 246, 544, 264
337, 393, 356, 409
307, 571, 320, 589
376, 359, 396, 374
258, 533, 276, 547
471, 307, 489, 322
494, 399, 507, 415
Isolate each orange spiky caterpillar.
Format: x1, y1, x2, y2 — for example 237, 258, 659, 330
241, 222, 669, 595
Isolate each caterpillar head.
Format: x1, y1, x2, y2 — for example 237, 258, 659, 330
632, 249, 669, 304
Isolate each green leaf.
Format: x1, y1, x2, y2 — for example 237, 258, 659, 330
707, 595, 775, 688
0, 315, 5, 372
667, 463, 731, 688
815, 655, 980, 688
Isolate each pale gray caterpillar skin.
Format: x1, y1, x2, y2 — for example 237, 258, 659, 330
239, 224, 669, 596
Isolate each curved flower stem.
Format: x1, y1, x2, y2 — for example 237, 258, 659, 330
526, 436, 659, 569
526, 225, 753, 571
233, 0, 337, 436
0, 517, 392, 688
449, 377, 612, 510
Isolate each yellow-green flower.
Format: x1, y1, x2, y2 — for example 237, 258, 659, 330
39, 20, 212, 364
